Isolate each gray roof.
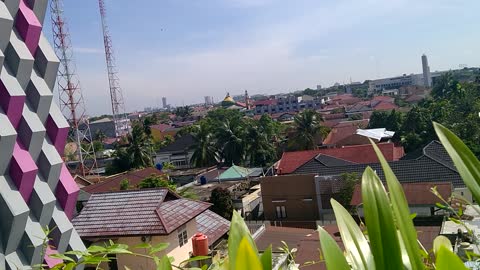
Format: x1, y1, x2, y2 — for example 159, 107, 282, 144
293, 141, 464, 188
157, 134, 195, 153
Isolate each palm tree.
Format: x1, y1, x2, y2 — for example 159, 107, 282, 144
244, 123, 275, 167
290, 110, 326, 150
190, 124, 219, 167
127, 124, 153, 168
216, 120, 245, 165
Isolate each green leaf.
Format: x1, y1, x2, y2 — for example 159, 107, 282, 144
179, 256, 211, 266
134, 243, 152, 249
82, 256, 111, 264
149, 243, 170, 254
228, 210, 259, 270
409, 213, 417, 220
260, 245, 272, 270
49, 253, 75, 262
434, 122, 480, 205
317, 226, 350, 270
158, 255, 173, 270
331, 199, 374, 269
433, 236, 453, 255
436, 246, 468, 270
64, 262, 76, 270
87, 245, 107, 253
234, 238, 263, 270
64, 250, 89, 256
361, 167, 403, 270
370, 140, 424, 270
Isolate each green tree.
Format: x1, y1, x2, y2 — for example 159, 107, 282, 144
120, 179, 130, 190
244, 121, 275, 167
210, 187, 234, 220
138, 174, 176, 190
431, 72, 461, 100
127, 124, 153, 169
174, 106, 193, 119
92, 140, 104, 153
94, 130, 107, 142
289, 110, 326, 150
190, 123, 219, 167
142, 115, 158, 136
216, 120, 246, 165
337, 172, 360, 207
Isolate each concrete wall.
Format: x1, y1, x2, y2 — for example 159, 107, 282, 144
261, 174, 319, 221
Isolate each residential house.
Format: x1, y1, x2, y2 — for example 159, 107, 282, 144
88, 117, 131, 138
322, 120, 370, 146
155, 134, 195, 169
276, 142, 405, 175
73, 188, 230, 270
265, 142, 463, 222
150, 124, 179, 142
351, 182, 452, 217
82, 167, 164, 194
216, 165, 264, 182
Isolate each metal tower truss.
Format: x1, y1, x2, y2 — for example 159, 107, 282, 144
51, 0, 98, 176
98, 0, 128, 138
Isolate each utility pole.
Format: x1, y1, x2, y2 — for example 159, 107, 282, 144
51, 0, 98, 176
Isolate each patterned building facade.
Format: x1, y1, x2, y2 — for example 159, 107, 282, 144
0, 0, 85, 268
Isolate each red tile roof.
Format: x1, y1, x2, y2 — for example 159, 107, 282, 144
254, 99, 277, 106
277, 143, 405, 175
372, 95, 395, 102
255, 226, 316, 251
73, 188, 212, 238
323, 120, 369, 146
373, 101, 399, 111
83, 167, 164, 193
351, 182, 452, 206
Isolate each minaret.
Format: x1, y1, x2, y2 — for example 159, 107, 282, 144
422, 54, 431, 87
245, 90, 250, 109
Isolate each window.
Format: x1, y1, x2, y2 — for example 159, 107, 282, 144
177, 225, 188, 247
275, 206, 287, 219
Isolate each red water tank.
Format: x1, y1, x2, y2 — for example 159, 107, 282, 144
192, 233, 209, 256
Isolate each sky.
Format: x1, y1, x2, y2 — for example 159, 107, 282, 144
44, 0, 480, 116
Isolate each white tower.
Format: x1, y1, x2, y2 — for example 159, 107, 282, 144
422, 54, 431, 87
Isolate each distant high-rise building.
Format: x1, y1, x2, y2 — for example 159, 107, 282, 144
162, 97, 167, 108
204, 96, 212, 105
422, 54, 431, 87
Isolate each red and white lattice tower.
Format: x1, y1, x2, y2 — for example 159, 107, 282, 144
98, 0, 128, 138
51, 0, 98, 176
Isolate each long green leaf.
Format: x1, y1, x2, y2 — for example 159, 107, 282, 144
158, 255, 173, 270
331, 199, 374, 270
435, 246, 468, 270
362, 167, 403, 270
228, 210, 259, 270
433, 236, 453, 255
370, 140, 424, 270
318, 226, 350, 270
260, 245, 272, 270
433, 122, 480, 203
234, 238, 263, 270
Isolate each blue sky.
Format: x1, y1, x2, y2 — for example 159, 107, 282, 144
44, 0, 480, 115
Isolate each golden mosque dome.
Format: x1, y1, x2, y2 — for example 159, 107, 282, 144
223, 93, 234, 103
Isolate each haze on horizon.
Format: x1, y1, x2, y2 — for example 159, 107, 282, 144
44, 0, 480, 116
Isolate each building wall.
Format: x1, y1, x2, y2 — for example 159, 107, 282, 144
155, 151, 194, 169
97, 220, 198, 270
261, 174, 319, 221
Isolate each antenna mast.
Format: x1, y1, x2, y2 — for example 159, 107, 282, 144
98, 0, 128, 138
51, 0, 98, 176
